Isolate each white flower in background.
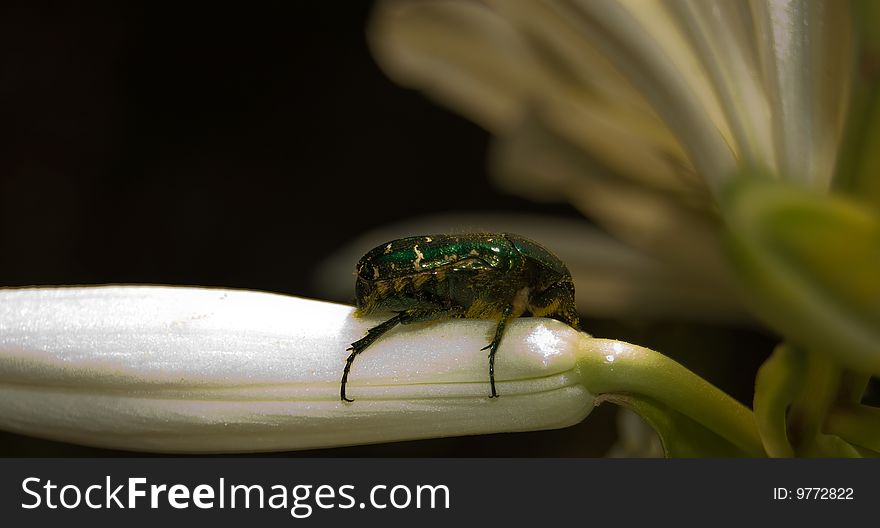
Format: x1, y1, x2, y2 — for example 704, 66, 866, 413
366, 0, 880, 456
367, 0, 854, 319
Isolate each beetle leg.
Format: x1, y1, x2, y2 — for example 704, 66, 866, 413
342, 313, 405, 402
341, 306, 459, 402
480, 304, 513, 398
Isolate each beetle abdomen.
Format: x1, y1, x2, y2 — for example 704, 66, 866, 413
355, 275, 434, 314
356, 267, 507, 317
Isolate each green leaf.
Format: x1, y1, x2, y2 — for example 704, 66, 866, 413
722, 176, 880, 374
600, 394, 753, 457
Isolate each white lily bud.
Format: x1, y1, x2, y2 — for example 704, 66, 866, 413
0, 286, 595, 453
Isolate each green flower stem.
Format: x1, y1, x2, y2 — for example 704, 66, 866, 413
838, 370, 871, 404
787, 348, 841, 455
575, 337, 766, 457
824, 404, 880, 452
809, 434, 863, 458
753, 343, 803, 457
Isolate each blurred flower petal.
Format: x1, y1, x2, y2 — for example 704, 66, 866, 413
560, 0, 738, 189
751, 0, 852, 189
368, 0, 858, 337
490, 121, 734, 289
371, 0, 700, 194
481, 1, 698, 192
369, 0, 543, 132
371, 0, 853, 194
668, 1, 777, 171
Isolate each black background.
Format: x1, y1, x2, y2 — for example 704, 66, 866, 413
0, 2, 776, 456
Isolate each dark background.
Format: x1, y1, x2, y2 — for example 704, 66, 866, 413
0, 2, 774, 456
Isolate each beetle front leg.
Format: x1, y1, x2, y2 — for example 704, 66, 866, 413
342, 306, 459, 403
481, 304, 513, 398
341, 313, 407, 402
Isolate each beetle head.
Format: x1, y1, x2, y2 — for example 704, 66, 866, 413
527, 278, 580, 329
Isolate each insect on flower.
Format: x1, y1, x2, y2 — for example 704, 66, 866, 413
341, 233, 580, 402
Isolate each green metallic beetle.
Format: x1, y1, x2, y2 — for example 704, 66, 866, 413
341, 233, 580, 402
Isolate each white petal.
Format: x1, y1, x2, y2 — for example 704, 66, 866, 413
751, 0, 852, 188
0, 286, 594, 452
566, 0, 738, 189
485, 0, 697, 191
371, 0, 697, 191
669, 0, 778, 172
488, 122, 737, 292
368, 0, 540, 132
